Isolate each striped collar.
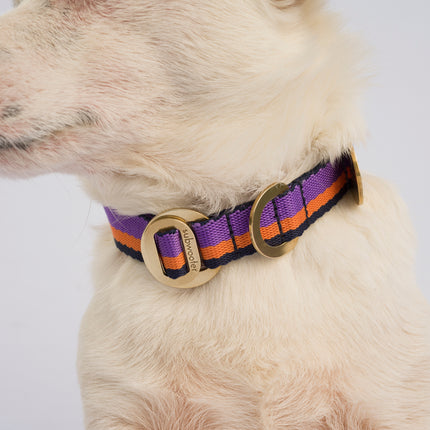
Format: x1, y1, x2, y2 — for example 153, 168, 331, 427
104, 151, 362, 288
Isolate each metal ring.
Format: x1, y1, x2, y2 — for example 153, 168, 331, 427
350, 149, 364, 205
249, 183, 299, 259
141, 209, 220, 289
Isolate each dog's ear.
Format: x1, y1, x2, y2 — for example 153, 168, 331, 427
269, 0, 305, 9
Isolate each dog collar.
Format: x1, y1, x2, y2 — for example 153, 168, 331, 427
104, 150, 363, 289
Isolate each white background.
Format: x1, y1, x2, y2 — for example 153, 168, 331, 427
0, 1, 429, 428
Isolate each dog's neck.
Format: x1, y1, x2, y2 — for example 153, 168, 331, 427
83, 144, 362, 219
101, 151, 362, 288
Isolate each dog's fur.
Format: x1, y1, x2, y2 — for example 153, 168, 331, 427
1, 0, 430, 428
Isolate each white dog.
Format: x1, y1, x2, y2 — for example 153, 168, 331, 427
1, 0, 429, 428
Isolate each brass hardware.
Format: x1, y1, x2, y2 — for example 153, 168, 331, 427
141, 209, 220, 289
249, 183, 299, 258
350, 149, 364, 205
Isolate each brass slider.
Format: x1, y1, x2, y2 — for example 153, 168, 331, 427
141, 209, 220, 289
249, 183, 299, 258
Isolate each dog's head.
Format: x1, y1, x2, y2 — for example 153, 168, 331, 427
0, 0, 364, 213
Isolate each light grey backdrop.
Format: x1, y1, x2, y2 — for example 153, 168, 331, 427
0, 1, 429, 429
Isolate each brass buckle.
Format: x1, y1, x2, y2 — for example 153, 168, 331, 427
249, 183, 299, 258
350, 149, 364, 205
141, 209, 221, 289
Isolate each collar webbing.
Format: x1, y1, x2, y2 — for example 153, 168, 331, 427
105, 152, 358, 283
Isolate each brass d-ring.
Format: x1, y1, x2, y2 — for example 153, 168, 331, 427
350, 149, 364, 205
249, 183, 299, 259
